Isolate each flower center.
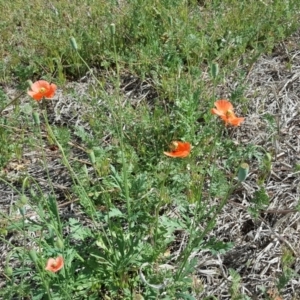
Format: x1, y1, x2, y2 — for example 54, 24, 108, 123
226, 109, 234, 117
51, 262, 57, 268
39, 87, 46, 94
171, 141, 178, 150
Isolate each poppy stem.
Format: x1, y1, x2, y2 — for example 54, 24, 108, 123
0, 91, 25, 114
110, 24, 132, 221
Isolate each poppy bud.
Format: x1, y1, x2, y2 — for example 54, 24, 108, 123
133, 294, 144, 300
70, 37, 78, 51
27, 80, 33, 88
55, 238, 64, 249
19, 206, 26, 216
20, 195, 28, 205
238, 163, 249, 182
32, 111, 40, 125
0, 228, 8, 236
87, 149, 96, 165
5, 266, 13, 277
28, 249, 38, 263
210, 62, 219, 79
110, 23, 116, 35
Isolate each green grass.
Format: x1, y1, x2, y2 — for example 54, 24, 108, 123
0, 0, 300, 299
0, 0, 298, 85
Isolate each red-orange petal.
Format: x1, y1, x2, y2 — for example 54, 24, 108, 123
44, 83, 57, 98
27, 80, 57, 101
228, 117, 244, 126
220, 114, 244, 126
213, 99, 234, 115
45, 256, 64, 273
27, 90, 42, 101
211, 108, 223, 116
30, 80, 50, 92
164, 150, 190, 158
164, 141, 191, 158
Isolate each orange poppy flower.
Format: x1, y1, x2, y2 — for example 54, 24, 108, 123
164, 141, 191, 158
45, 256, 64, 273
211, 99, 244, 126
28, 80, 57, 101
